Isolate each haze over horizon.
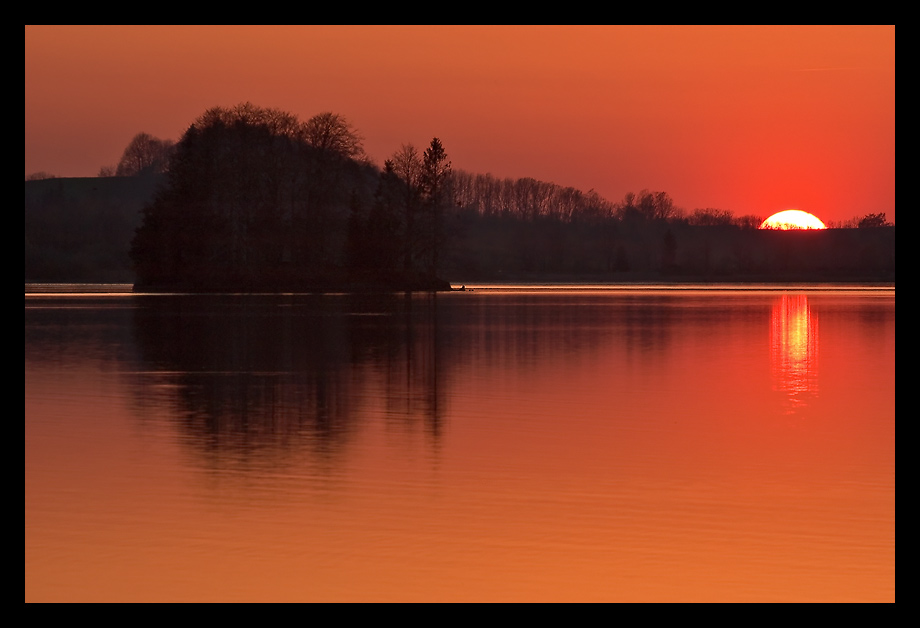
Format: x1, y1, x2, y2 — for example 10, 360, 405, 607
25, 25, 895, 225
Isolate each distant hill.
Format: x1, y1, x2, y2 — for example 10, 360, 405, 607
25, 174, 163, 282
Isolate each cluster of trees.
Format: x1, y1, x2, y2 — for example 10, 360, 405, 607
98, 133, 175, 177
452, 172, 615, 222
450, 175, 766, 229
130, 103, 453, 291
347, 140, 452, 284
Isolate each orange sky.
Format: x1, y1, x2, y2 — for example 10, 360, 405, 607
24, 25, 895, 225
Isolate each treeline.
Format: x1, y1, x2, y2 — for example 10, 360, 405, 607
26, 103, 895, 286
441, 180, 893, 280
451, 175, 763, 228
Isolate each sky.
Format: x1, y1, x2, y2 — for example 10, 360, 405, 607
25, 25, 895, 225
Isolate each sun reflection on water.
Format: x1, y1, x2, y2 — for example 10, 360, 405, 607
770, 294, 819, 413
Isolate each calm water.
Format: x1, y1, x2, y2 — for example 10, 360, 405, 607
25, 285, 895, 602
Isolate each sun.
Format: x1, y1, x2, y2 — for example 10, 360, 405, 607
759, 209, 827, 230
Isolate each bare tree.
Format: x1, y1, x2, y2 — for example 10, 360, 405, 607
389, 144, 423, 272
115, 132, 174, 176
616, 190, 677, 222
303, 112, 365, 160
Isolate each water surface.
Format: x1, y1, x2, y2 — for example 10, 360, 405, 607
25, 285, 895, 601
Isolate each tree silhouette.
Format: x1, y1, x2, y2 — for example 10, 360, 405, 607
858, 212, 891, 228
115, 132, 174, 176
388, 144, 423, 273
132, 103, 369, 287
420, 138, 451, 277
303, 112, 365, 160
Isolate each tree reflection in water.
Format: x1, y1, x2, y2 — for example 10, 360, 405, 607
770, 293, 819, 413
130, 293, 447, 468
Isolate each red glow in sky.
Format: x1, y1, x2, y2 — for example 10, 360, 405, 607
24, 25, 895, 225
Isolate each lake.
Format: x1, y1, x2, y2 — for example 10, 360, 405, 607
25, 284, 895, 602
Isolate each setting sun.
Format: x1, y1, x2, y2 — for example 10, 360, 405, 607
759, 209, 827, 230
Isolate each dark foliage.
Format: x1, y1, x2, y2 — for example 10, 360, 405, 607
858, 213, 892, 228
28, 105, 895, 287
130, 104, 397, 291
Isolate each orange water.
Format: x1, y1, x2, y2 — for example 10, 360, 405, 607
25, 287, 895, 601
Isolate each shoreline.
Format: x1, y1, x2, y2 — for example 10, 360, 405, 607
26, 276, 895, 295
